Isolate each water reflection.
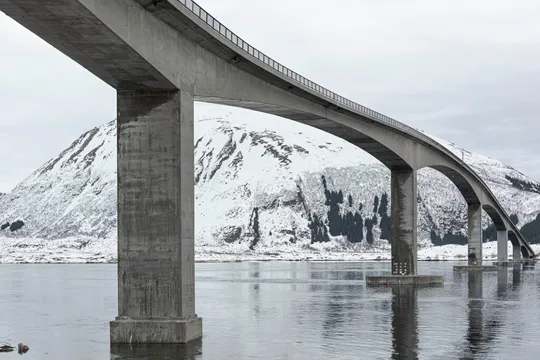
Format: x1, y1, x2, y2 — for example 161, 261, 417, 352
464, 271, 484, 359
3, 262, 540, 359
110, 340, 202, 359
512, 263, 521, 287
523, 261, 535, 271
391, 286, 418, 360
496, 268, 508, 298
461, 269, 515, 359
249, 262, 260, 318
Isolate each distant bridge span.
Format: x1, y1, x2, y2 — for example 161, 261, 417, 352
0, 0, 534, 344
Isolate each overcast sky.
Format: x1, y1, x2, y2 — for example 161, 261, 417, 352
1, 0, 539, 192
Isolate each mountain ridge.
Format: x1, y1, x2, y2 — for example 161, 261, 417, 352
1, 112, 540, 262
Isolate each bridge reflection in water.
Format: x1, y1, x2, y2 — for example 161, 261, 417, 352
109, 263, 530, 360
110, 340, 202, 360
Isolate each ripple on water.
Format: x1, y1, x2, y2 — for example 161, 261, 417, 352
1, 262, 540, 359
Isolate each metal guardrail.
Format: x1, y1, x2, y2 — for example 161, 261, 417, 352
174, 0, 534, 255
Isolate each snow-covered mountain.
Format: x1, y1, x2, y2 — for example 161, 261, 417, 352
1, 113, 540, 262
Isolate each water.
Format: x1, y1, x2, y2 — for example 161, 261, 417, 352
1, 261, 539, 359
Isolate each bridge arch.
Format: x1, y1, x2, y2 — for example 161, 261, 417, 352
198, 99, 414, 170
482, 204, 506, 231
509, 230, 534, 259
419, 164, 481, 205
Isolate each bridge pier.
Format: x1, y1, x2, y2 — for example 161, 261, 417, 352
454, 203, 499, 271
110, 89, 202, 344
390, 169, 417, 276
513, 244, 522, 263
497, 230, 508, 263
367, 169, 443, 286
467, 203, 483, 265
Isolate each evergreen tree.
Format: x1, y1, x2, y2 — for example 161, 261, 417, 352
249, 208, 261, 250
379, 214, 392, 240
442, 231, 467, 245
373, 195, 379, 213
520, 213, 540, 244
337, 190, 344, 204
483, 223, 497, 242
510, 213, 519, 225
348, 194, 353, 207
365, 218, 375, 245
378, 193, 388, 217
354, 212, 364, 242
430, 230, 442, 246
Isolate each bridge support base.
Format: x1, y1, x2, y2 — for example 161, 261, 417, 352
111, 89, 202, 344
366, 275, 444, 286
110, 317, 202, 344
492, 260, 523, 266
453, 265, 497, 271
512, 244, 522, 262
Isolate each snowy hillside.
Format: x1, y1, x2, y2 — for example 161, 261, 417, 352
1, 112, 540, 263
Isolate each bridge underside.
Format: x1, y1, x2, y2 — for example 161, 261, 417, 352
0, 0, 175, 90
201, 97, 410, 169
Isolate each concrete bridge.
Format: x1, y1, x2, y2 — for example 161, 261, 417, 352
0, 0, 535, 344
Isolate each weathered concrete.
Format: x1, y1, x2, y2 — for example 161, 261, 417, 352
366, 275, 444, 286
493, 261, 515, 266
492, 260, 527, 266
513, 244, 522, 262
453, 265, 497, 271
390, 169, 417, 276
111, 340, 202, 359
111, 89, 202, 343
497, 230, 508, 263
467, 203, 483, 265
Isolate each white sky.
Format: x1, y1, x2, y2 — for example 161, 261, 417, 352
1, 0, 540, 192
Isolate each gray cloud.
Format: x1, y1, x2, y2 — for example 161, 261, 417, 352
1, 0, 539, 192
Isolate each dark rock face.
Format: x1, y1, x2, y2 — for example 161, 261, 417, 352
9, 220, 24, 232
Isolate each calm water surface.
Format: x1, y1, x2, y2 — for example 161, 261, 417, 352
1, 261, 539, 359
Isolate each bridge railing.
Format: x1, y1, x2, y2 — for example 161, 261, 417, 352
174, 0, 534, 255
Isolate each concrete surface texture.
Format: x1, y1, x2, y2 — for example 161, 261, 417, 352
497, 230, 508, 263
390, 169, 417, 276
113, 89, 201, 343
467, 203, 483, 265
0, 0, 536, 343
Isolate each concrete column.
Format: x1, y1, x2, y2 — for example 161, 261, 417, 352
513, 244, 522, 263
391, 169, 417, 275
110, 89, 202, 344
508, 231, 521, 263
467, 203, 482, 266
496, 230, 508, 263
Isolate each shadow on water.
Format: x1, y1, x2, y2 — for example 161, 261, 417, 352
110, 339, 202, 359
